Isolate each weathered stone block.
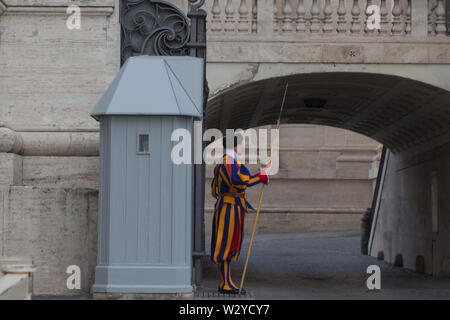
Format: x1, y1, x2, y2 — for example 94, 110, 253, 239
0, 186, 98, 295
0, 8, 119, 131
0, 153, 23, 186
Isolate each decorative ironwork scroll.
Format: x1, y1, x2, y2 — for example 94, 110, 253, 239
120, 0, 205, 64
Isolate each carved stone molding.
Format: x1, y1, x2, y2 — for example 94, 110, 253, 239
4, 6, 114, 16
0, 127, 23, 154
20, 132, 99, 156
0, 1, 114, 16
0, 127, 99, 156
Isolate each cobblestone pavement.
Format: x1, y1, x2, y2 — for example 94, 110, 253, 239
200, 231, 450, 300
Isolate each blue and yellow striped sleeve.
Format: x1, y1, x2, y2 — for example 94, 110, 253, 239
225, 158, 268, 188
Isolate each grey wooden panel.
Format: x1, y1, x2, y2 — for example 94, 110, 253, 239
109, 117, 128, 263
160, 116, 174, 264
172, 116, 186, 265
172, 117, 192, 265
98, 118, 105, 264
136, 117, 151, 263
185, 117, 193, 266
148, 116, 162, 263
98, 117, 110, 265
104, 118, 111, 264
98, 117, 108, 264
126, 117, 139, 263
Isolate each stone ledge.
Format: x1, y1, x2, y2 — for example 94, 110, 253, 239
93, 292, 194, 300
0, 128, 99, 156
3, 0, 114, 6
0, 0, 115, 16
207, 35, 450, 44
3, 5, 114, 16
206, 41, 450, 64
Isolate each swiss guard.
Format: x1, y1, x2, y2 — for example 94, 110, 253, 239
210, 133, 271, 294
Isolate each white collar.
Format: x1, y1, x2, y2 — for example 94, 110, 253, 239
225, 148, 238, 160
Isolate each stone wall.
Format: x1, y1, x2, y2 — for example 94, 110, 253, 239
0, 0, 119, 132
0, 154, 99, 295
205, 124, 381, 236
370, 142, 450, 276
0, 0, 118, 295
0, 186, 98, 295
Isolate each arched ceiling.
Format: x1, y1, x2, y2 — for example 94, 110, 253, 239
206, 73, 450, 153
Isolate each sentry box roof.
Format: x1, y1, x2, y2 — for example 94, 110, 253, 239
91, 55, 204, 120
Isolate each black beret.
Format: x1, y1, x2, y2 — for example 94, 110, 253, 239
222, 133, 243, 149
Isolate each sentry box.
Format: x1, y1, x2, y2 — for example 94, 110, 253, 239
90, 55, 203, 294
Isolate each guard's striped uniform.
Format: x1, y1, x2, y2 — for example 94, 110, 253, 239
210, 153, 268, 291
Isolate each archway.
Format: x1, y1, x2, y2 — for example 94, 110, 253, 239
206, 72, 450, 153
202, 71, 450, 284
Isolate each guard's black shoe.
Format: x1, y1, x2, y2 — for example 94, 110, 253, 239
218, 287, 246, 295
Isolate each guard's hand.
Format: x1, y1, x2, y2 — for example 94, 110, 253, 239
264, 160, 272, 175
257, 171, 269, 185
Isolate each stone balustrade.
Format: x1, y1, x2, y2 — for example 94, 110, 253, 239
206, 0, 258, 34
203, 0, 448, 38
